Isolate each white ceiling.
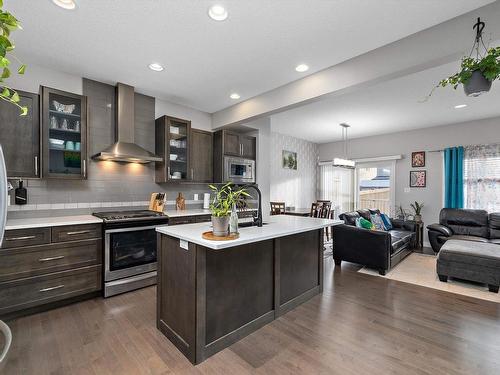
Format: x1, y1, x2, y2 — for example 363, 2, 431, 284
271, 59, 500, 144
6, 0, 494, 113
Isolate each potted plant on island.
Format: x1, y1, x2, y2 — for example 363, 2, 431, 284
208, 182, 250, 237
410, 201, 424, 223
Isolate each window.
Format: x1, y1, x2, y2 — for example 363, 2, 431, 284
355, 161, 395, 215
318, 164, 353, 217
464, 144, 500, 212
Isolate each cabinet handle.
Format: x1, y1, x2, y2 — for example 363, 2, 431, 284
241, 143, 244, 156
83, 159, 87, 178
39, 255, 65, 262
39, 285, 64, 293
66, 230, 90, 236
191, 168, 194, 180
34, 156, 38, 176
5, 235, 36, 241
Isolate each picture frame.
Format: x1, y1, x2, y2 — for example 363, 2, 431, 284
411, 151, 425, 167
282, 150, 297, 170
410, 170, 426, 188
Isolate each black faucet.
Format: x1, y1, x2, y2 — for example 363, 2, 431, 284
241, 184, 263, 227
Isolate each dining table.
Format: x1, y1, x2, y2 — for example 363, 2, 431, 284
283, 208, 311, 217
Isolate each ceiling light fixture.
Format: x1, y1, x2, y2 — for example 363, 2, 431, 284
52, 0, 76, 10
230, 93, 240, 100
332, 123, 355, 169
295, 64, 309, 73
208, 5, 228, 21
454, 104, 467, 109
148, 63, 164, 72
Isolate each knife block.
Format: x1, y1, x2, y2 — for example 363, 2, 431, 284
149, 193, 166, 213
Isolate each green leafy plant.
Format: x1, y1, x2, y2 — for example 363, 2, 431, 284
208, 182, 250, 217
410, 201, 424, 216
438, 47, 500, 89
0, 0, 27, 115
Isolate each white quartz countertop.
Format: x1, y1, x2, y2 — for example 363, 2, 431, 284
5, 215, 103, 230
156, 215, 343, 250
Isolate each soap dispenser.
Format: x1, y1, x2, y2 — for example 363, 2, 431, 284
15, 180, 27, 205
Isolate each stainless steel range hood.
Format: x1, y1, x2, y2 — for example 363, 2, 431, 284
92, 83, 162, 163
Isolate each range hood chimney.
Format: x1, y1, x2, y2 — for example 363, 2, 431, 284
92, 83, 162, 163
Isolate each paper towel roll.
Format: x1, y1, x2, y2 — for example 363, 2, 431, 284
203, 193, 211, 209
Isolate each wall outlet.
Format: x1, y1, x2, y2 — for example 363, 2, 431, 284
179, 239, 189, 250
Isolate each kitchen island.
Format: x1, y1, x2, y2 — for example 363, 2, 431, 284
156, 215, 342, 364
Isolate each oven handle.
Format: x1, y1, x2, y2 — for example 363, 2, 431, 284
104, 225, 162, 234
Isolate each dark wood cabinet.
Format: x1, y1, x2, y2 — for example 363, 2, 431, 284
223, 131, 240, 156
240, 135, 256, 159
41, 86, 88, 179
0, 223, 102, 318
219, 130, 256, 159
155, 116, 191, 182
190, 129, 213, 182
0, 89, 40, 178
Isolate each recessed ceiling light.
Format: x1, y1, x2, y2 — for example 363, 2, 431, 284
230, 93, 240, 100
454, 104, 467, 109
148, 63, 164, 72
52, 0, 76, 10
208, 5, 228, 21
295, 64, 309, 72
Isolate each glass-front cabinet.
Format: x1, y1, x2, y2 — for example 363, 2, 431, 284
41, 86, 88, 179
155, 116, 191, 182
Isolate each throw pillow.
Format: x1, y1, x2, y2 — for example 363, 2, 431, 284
370, 214, 385, 231
359, 217, 374, 230
380, 213, 393, 230
355, 217, 363, 228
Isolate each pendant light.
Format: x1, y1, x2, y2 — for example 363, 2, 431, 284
332, 123, 355, 168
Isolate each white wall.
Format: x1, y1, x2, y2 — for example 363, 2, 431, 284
155, 99, 212, 131
319, 117, 500, 244
270, 132, 319, 209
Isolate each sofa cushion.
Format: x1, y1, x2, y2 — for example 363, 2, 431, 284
440, 208, 489, 238
388, 229, 414, 254
388, 229, 414, 239
448, 235, 490, 243
489, 239, 500, 245
380, 213, 393, 230
339, 211, 360, 226
439, 240, 500, 268
357, 209, 372, 221
489, 213, 500, 239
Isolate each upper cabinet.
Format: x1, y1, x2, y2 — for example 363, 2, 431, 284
218, 130, 256, 160
155, 116, 214, 183
190, 129, 213, 183
0, 90, 40, 178
41, 86, 88, 179
155, 116, 191, 182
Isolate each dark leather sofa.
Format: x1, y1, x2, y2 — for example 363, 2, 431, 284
333, 209, 416, 275
427, 208, 500, 252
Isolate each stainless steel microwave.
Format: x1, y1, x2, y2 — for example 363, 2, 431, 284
224, 156, 255, 184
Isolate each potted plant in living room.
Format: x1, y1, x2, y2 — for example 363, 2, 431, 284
208, 182, 250, 237
410, 201, 424, 223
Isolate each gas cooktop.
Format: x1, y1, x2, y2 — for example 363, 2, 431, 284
92, 210, 166, 222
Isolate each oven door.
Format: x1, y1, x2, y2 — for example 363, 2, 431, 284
224, 157, 255, 183
104, 226, 158, 282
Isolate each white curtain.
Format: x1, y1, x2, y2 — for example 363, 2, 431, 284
318, 164, 354, 218
464, 143, 500, 212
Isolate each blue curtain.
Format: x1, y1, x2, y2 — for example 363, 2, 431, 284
444, 146, 464, 208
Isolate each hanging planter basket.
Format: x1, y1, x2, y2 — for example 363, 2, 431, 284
463, 70, 492, 97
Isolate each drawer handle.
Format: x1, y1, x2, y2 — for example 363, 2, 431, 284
39, 255, 65, 262
5, 235, 36, 241
66, 230, 90, 236
39, 285, 64, 293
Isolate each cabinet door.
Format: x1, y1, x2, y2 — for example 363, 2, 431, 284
42, 87, 88, 179
0, 90, 40, 178
240, 135, 256, 160
166, 117, 191, 181
223, 131, 241, 156
190, 129, 213, 182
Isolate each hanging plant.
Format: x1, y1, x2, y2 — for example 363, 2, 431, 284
0, 0, 27, 115
425, 18, 499, 100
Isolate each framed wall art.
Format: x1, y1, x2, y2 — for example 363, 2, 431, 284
411, 151, 425, 167
410, 170, 426, 188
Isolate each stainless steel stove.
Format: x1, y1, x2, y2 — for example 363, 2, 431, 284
92, 210, 169, 297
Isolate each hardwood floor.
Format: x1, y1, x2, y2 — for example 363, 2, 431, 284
3, 257, 500, 374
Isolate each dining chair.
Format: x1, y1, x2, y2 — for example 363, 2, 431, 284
0, 320, 12, 371
270, 202, 286, 215
310, 202, 322, 218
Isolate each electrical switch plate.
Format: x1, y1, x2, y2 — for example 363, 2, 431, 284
179, 239, 189, 250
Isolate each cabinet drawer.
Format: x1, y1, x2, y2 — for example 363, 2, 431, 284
0, 265, 101, 315
0, 239, 102, 282
195, 215, 212, 223
168, 216, 197, 225
2, 227, 50, 249
51, 224, 101, 242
